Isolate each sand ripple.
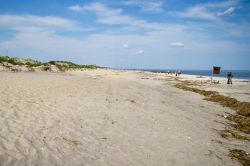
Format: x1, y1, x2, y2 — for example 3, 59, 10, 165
0, 71, 242, 165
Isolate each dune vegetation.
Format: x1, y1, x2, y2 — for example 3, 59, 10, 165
0, 56, 103, 71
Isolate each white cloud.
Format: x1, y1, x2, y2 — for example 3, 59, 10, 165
123, 44, 129, 48
70, 2, 137, 25
176, 6, 216, 20
142, 2, 163, 12
217, 6, 235, 16
69, 2, 174, 31
69, 5, 83, 12
170, 42, 184, 47
136, 50, 144, 55
70, 2, 122, 16
202, 0, 238, 8
97, 15, 135, 25
0, 14, 77, 29
123, 0, 163, 12
0, 14, 96, 37
173, 0, 239, 20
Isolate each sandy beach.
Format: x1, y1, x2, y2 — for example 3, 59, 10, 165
0, 69, 249, 166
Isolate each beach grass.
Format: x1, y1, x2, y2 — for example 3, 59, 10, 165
0, 56, 103, 71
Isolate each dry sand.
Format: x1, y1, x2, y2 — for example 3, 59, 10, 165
0, 69, 249, 166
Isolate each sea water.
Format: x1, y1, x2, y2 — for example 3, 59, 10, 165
133, 69, 250, 80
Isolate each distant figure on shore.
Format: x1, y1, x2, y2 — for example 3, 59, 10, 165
178, 70, 181, 76
227, 72, 233, 84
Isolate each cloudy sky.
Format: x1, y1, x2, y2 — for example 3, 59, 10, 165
0, 0, 249, 69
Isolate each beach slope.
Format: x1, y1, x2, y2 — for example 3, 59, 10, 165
0, 70, 248, 165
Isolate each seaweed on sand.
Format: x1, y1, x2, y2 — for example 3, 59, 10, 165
175, 81, 250, 165
229, 149, 250, 166
174, 82, 250, 133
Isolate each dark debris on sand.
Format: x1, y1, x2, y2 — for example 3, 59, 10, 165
174, 81, 250, 165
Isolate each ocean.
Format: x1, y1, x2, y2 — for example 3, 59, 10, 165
129, 69, 250, 80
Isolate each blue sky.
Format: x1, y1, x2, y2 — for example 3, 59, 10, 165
0, 0, 249, 70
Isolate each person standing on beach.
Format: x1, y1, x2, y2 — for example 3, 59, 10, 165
227, 72, 233, 84
178, 70, 181, 76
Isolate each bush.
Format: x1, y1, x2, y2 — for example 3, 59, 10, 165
0, 56, 9, 62
0, 55, 104, 70
0, 56, 24, 65
25, 62, 43, 67
48, 61, 56, 65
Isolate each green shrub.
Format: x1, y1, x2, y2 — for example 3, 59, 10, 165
0, 56, 24, 65
48, 61, 56, 65
25, 62, 43, 67
0, 55, 104, 70
0, 56, 9, 62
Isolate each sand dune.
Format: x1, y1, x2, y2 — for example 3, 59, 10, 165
0, 70, 248, 165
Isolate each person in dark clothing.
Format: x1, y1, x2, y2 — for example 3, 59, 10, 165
178, 70, 181, 76
227, 72, 233, 84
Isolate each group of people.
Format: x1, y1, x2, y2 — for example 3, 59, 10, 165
166, 70, 233, 84
166, 70, 181, 76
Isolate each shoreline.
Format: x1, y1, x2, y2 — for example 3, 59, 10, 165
179, 74, 250, 82
122, 69, 250, 80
